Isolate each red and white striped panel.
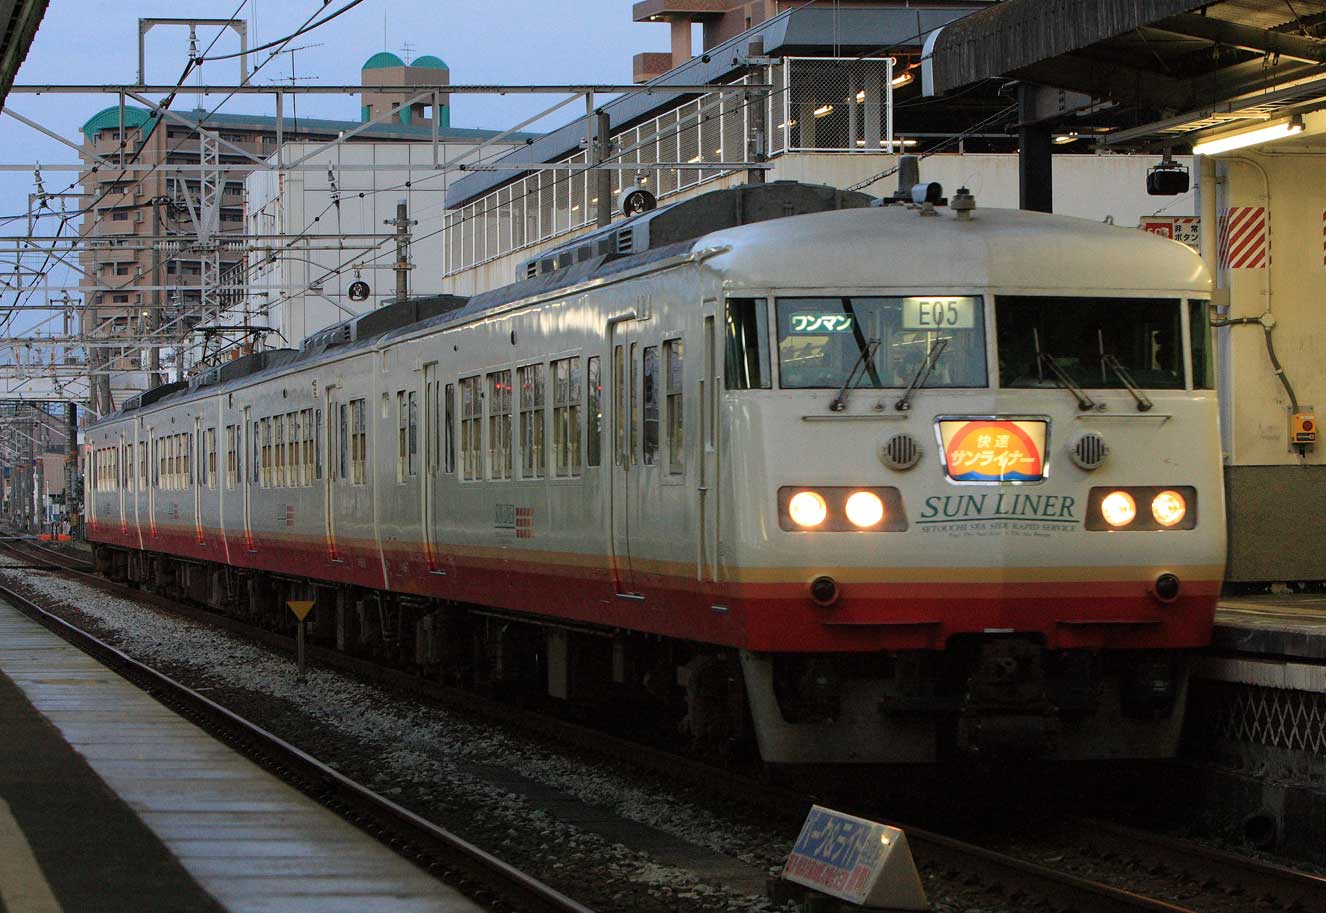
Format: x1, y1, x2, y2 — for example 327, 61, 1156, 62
1217, 206, 1267, 269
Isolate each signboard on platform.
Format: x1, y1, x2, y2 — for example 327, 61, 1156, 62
1139, 216, 1200, 252
782, 805, 927, 909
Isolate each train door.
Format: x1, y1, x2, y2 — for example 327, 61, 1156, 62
422, 363, 442, 572
699, 305, 720, 581
242, 406, 254, 551
608, 321, 639, 595
147, 430, 157, 539
324, 387, 339, 560
192, 417, 203, 543
117, 433, 128, 535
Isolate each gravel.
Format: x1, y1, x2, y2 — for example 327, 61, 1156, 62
0, 566, 804, 913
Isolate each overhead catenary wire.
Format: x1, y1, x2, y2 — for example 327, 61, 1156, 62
4, 0, 371, 381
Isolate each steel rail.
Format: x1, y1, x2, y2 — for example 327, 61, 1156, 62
0, 543, 596, 913
9, 537, 1320, 913
1072, 816, 1326, 912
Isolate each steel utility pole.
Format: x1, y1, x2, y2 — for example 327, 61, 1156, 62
386, 199, 416, 302
595, 110, 613, 227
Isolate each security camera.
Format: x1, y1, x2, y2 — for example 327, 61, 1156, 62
620, 185, 657, 217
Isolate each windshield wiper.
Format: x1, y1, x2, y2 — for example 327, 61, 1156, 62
1102, 354, 1153, 412
829, 338, 881, 412
1037, 352, 1099, 411
895, 337, 949, 411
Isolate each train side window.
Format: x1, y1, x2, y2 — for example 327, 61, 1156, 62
444, 383, 455, 474
350, 399, 367, 485
460, 377, 481, 481
139, 441, 148, 488
339, 404, 349, 480
397, 391, 407, 482
265, 419, 275, 487
488, 370, 513, 481
518, 363, 545, 479
587, 356, 601, 468
302, 408, 315, 485
666, 338, 684, 474
725, 298, 771, 389
552, 356, 581, 478
315, 408, 323, 481
630, 342, 639, 465
408, 391, 418, 477
275, 416, 286, 487
642, 346, 660, 465
205, 428, 217, 490
613, 346, 625, 466
1189, 300, 1214, 390
225, 425, 237, 489
253, 421, 262, 485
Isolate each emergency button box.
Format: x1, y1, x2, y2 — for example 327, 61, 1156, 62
1292, 411, 1317, 445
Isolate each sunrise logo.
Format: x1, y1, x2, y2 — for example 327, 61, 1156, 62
940, 420, 1046, 483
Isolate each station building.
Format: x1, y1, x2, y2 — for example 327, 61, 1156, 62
438, 2, 1196, 297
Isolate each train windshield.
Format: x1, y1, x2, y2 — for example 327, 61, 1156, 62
996, 296, 1184, 390
775, 296, 988, 389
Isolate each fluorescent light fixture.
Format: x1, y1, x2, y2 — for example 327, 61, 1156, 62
1192, 115, 1304, 155
1053, 132, 1079, 145
813, 104, 834, 118
891, 71, 914, 88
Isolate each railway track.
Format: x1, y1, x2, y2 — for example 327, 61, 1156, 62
0, 538, 593, 913
4, 535, 1324, 913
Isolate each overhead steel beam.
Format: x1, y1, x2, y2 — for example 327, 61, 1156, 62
1102, 72, 1326, 145
1148, 14, 1326, 64
925, 0, 1205, 95
9, 83, 764, 95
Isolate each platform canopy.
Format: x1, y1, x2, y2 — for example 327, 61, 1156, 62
0, 0, 47, 107
925, 0, 1326, 149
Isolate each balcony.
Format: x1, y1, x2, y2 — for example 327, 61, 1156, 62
632, 1, 729, 22
633, 52, 673, 84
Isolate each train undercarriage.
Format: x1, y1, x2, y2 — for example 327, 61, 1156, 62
93, 544, 1189, 765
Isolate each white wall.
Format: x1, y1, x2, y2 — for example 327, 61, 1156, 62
245, 141, 520, 347
1216, 109, 1326, 467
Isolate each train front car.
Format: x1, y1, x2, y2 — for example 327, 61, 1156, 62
706, 197, 1222, 764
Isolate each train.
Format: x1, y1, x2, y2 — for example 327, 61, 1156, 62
85, 179, 1224, 765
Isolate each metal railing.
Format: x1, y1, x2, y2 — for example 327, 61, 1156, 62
443, 57, 895, 278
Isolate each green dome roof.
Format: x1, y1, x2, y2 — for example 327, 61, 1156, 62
411, 55, 448, 69
362, 51, 405, 70
81, 105, 153, 138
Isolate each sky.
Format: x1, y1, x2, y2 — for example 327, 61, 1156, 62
1, 0, 685, 333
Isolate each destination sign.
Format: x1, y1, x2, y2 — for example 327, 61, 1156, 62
787, 312, 856, 334
939, 419, 1047, 483
902, 296, 977, 330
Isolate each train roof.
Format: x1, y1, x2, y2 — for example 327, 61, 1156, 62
699, 202, 1211, 296
91, 185, 1209, 429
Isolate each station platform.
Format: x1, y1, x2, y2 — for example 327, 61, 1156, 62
1213, 594, 1326, 662
0, 599, 485, 913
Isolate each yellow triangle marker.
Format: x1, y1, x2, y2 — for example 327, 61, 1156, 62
287, 600, 315, 622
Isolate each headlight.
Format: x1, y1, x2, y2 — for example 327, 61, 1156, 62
788, 491, 828, 528
1151, 490, 1187, 528
1100, 490, 1137, 527
845, 491, 885, 528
